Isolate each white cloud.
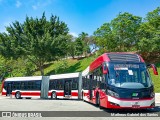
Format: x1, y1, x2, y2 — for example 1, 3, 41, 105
69, 32, 78, 38
32, 2, 40, 10
16, 0, 22, 8
32, 5, 38, 10
32, 0, 52, 10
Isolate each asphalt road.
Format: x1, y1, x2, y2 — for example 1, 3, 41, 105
0, 96, 160, 120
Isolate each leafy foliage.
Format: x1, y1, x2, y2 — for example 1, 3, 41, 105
94, 12, 142, 52
94, 23, 116, 52
0, 56, 35, 80
137, 7, 160, 62
93, 7, 160, 64
0, 12, 69, 75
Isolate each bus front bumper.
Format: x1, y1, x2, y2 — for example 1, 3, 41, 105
107, 95, 155, 109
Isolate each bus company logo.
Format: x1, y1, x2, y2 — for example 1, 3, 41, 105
2, 112, 11, 117
132, 93, 138, 97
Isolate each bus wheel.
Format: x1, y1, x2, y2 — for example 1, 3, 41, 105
51, 92, 57, 99
15, 92, 21, 99
96, 93, 99, 106
81, 92, 83, 100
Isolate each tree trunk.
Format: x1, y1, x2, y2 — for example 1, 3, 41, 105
39, 65, 44, 76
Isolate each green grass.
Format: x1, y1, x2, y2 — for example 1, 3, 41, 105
34, 55, 96, 76
150, 63, 160, 92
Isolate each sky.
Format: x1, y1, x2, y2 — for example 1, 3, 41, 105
0, 0, 160, 37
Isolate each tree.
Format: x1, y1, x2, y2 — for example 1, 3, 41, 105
93, 13, 142, 52
67, 35, 76, 59
111, 12, 142, 51
94, 23, 116, 52
0, 12, 69, 75
88, 35, 98, 53
137, 7, 160, 62
77, 32, 90, 57
75, 37, 83, 57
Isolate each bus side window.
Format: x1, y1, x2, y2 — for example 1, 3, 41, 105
12, 82, 16, 90
93, 72, 97, 89
87, 75, 90, 89
56, 80, 63, 90
4, 82, 7, 90
28, 81, 34, 90
21, 82, 25, 90
53, 80, 56, 89
82, 77, 84, 89
56, 80, 59, 89
14, 81, 20, 90
97, 68, 102, 88
49, 80, 53, 90
59, 80, 63, 90
72, 79, 78, 90
83, 77, 87, 90
35, 80, 41, 90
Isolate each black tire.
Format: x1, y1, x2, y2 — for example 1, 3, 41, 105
96, 92, 99, 106
26, 97, 31, 99
81, 92, 83, 100
51, 92, 57, 99
15, 91, 21, 99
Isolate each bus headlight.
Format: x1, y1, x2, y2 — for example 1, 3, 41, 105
107, 90, 119, 98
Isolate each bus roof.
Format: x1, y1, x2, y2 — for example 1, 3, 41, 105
4, 73, 80, 82
89, 52, 145, 72
50, 72, 79, 80
5, 76, 42, 82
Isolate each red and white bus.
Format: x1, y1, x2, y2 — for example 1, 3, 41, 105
1, 76, 42, 99
81, 52, 158, 109
1, 73, 80, 99
48, 73, 79, 99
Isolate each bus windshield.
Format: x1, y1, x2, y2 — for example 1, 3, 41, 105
107, 63, 153, 89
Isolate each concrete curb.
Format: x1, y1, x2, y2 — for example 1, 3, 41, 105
155, 93, 160, 104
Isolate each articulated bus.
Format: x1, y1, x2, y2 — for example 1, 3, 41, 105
1, 73, 79, 99
1, 76, 42, 99
48, 73, 79, 99
82, 52, 158, 109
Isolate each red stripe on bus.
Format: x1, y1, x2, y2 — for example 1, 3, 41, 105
71, 92, 78, 96
2, 92, 6, 95
21, 92, 40, 96
10, 91, 78, 97
56, 92, 64, 96
12, 91, 40, 96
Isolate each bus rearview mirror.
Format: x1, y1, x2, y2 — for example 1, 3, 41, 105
150, 64, 158, 75
103, 63, 108, 74
103, 66, 108, 74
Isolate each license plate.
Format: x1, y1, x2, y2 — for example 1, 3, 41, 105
132, 105, 140, 108
65, 95, 71, 98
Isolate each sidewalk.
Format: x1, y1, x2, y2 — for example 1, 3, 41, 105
155, 93, 160, 104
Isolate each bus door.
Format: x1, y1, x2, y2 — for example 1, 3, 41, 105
64, 80, 71, 97
6, 83, 12, 96
89, 75, 93, 100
